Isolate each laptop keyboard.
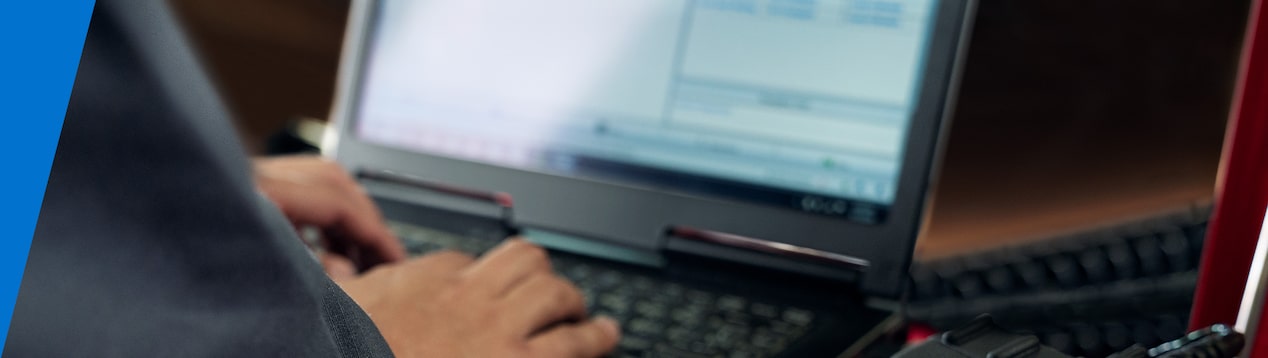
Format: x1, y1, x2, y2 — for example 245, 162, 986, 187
388, 221, 818, 358
907, 207, 1210, 357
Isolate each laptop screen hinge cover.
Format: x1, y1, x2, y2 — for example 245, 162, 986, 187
358, 169, 518, 233
662, 225, 869, 282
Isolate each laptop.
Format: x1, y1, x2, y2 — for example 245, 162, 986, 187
325, 0, 975, 356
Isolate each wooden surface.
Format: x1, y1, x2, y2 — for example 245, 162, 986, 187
170, 0, 1251, 260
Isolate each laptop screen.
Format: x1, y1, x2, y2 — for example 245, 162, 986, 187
355, 0, 940, 224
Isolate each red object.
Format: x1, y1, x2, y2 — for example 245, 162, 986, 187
1190, 0, 1268, 332
906, 323, 936, 344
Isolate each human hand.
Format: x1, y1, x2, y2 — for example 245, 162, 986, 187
340, 239, 621, 358
253, 155, 406, 275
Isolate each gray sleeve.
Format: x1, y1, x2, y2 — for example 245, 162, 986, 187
3, 0, 393, 356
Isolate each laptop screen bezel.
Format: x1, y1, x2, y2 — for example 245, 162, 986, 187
326, 0, 976, 297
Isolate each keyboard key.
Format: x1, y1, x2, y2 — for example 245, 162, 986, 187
1106, 241, 1139, 280
455, 240, 483, 254
670, 307, 706, 326
751, 330, 789, 352
685, 290, 714, 305
620, 335, 654, 352
709, 322, 749, 348
953, 271, 988, 298
1078, 247, 1113, 283
661, 283, 685, 299
628, 318, 664, 337
580, 289, 595, 308
665, 326, 694, 341
985, 265, 1018, 294
564, 263, 593, 281
717, 309, 754, 326
1186, 223, 1207, 263
631, 276, 657, 292
782, 308, 814, 327
596, 271, 624, 289
750, 303, 779, 319
767, 320, 799, 336
1134, 237, 1167, 276
1160, 231, 1192, 271
653, 344, 711, 358
1046, 254, 1086, 288
1014, 260, 1051, 290
718, 295, 746, 312
599, 294, 632, 316
667, 327, 709, 354
635, 301, 668, 319
1183, 222, 1207, 244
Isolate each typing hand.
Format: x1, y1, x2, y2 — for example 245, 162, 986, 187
253, 155, 406, 277
341, 239, 621, 357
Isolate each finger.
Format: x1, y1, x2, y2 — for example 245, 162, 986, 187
500, 273, 587, 335
527, 317, 621, 358
326, 221, 400, 271
320, 253, 358, 282
330, 179, 407, 265
302, 159, 404, 266
323, 233, 374, 273
256, 157, 406, 266
460, 239, 552, 298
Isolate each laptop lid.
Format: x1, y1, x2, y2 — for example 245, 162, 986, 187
327, 0, 975, 297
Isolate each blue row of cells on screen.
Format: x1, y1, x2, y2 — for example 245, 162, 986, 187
698, 0, 760, 15
696, 0, 821, 20
697, 0, 906, 28
847, 0, 905, 28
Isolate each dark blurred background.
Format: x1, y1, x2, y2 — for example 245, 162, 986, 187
169, 0, 1250, 258
168, 1, 1253, 355
170, 0, 348, 155
923, 1, 1247, 259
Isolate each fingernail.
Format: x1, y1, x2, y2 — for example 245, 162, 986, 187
595, 316, 620, 338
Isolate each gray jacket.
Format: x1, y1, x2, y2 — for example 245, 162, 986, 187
4, 0, 393, 356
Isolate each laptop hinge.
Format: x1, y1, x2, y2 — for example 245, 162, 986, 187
358, 169, 518, 234
662, 225, 869, 283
